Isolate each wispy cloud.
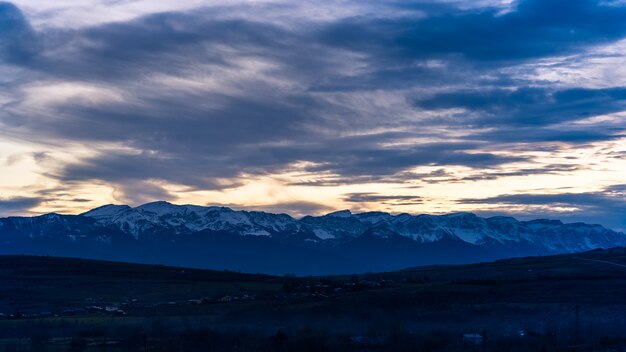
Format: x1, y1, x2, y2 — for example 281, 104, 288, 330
459, 184, 626, 231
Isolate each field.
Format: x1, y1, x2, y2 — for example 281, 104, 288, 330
2, 249, 626, 351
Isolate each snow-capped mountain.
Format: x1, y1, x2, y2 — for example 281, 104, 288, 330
1, 201, 625, 275
82, 201, 301, 239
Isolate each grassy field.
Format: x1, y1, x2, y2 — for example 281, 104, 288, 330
2, 249, 626, 350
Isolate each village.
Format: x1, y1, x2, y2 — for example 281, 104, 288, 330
0, 277, 399, 321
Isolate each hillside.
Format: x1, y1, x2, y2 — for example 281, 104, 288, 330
2, 250, 626, 350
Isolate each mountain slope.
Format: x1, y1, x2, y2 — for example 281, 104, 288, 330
0, 201, 624, 274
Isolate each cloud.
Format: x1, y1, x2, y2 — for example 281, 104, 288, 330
415, 87, 626, 126
459, 185, 626, 231
471, 126, 625, 144
110, 180, 176, 206
3, 1, 625, 187
298, 144, 526, 177
0, 0, 625, 223
0, 2, 37, 63
412, 164, 584, 184
343, 192, 423, 206
320, 0, 626, 63
0, 196, 42, 215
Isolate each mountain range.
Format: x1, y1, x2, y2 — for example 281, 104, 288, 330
1, 201, 624, 275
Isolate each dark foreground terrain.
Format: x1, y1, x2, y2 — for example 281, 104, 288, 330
2, 249, 626, 351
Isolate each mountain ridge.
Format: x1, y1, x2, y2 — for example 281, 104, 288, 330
1, 200, 624, 275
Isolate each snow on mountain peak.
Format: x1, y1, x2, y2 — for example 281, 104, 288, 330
326, 210, 352, 218
136, 201, 184, 215
80, 201, 301, 239
81, 204, 131, 219
75, 202, 626, 254
440, 212, 478, 219
355, 212, 393, 225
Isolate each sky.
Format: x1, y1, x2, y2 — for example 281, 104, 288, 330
0, 0, 625, 230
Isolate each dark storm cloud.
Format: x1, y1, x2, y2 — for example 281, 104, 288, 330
416, 0, 626, 61
321, 0, 626, 63
57, 151, 243, 190
414, 164, 583, 184
18, 10, 342, 87
0, 197, 42, 215
111, 180, 176, 205
415, 87, 626, 126
462, 191, 624, 207
471, 127, 625, 144
1, 0, 626, 208
0, 2, 37, 63
57, 137, 524, 190
237, 135, 527, 178
343, 192, 423, 205
37, 92, 323, 154
289, 160, 577, 187
461, 165, 581, 182
308, 0, 626, 94
296, 143, 526, 176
